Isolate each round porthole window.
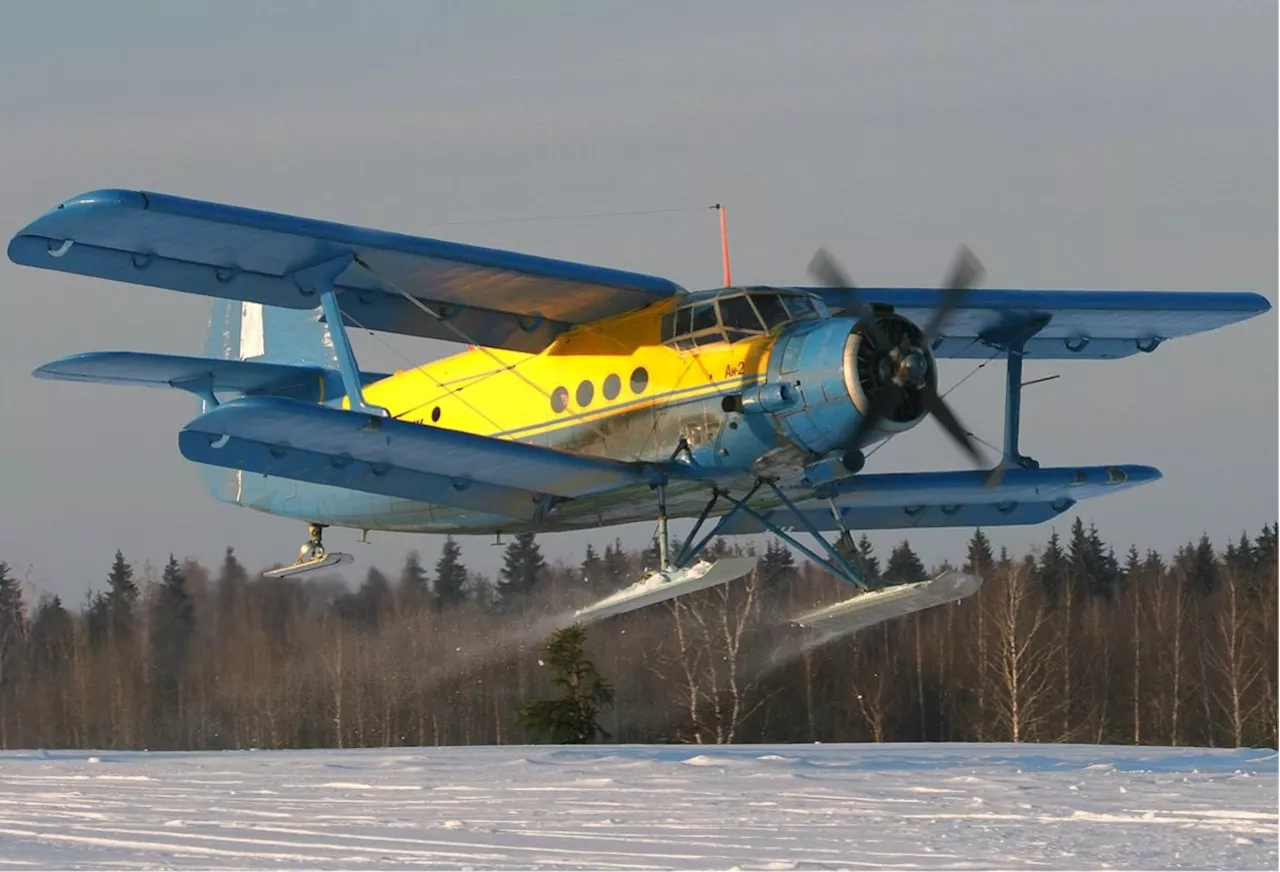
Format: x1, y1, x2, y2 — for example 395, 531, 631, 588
630, 366, 649, 394
576, 379, 594, 408
602, 373, 621, 401
551, 386, 569, 413
431, 406, 441, 423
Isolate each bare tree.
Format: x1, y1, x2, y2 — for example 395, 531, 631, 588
984, 564, 1058, 742
1205, 569, 1267, 747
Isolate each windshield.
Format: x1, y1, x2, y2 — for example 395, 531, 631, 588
661, 290, 820, 349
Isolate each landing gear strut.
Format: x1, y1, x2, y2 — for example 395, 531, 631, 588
264, 522, 354, 579
298, 523, 328, 563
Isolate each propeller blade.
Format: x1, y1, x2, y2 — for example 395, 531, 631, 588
920, 384, 987, 470
922, 244, 985, 344
807, 247, 893, 350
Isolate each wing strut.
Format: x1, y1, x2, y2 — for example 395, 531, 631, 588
981, 314, 1052, 475
294, 254, 387, 418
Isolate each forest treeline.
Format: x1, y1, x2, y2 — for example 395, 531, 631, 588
0, 518, 1275, 751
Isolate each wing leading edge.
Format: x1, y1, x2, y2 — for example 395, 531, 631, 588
8, 190, 684, 353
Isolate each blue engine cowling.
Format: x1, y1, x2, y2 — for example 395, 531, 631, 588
760, 313, 933, 457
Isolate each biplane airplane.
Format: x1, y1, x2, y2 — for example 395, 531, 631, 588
8, 190, 1270, 635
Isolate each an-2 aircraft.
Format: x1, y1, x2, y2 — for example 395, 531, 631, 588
8, 190, 1271, 636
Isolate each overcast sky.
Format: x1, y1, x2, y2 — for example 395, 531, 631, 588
1, 1, 1275, 599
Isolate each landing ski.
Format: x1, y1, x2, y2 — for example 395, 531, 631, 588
574, 556, 759, 623
263, 551, 354, 579
791, 570, 982, 638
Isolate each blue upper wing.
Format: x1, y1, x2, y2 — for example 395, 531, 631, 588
809, 287, 1270, 359
8, 190, 684, 353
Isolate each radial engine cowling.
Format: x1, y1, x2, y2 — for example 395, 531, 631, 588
758, 312, 935, 458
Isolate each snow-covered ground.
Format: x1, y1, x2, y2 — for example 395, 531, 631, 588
0, 743, 1273, 869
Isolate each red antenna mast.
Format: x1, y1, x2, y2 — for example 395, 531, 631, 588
714, 203, 732, 287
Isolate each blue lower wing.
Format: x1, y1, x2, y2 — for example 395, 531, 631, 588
178, 397, 647, 520
35, 351, 388, 402
717, 465, 1161, 534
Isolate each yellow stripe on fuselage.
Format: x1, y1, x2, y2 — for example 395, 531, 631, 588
359, 298, 773, 446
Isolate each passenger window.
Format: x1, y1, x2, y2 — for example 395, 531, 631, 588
676, 306, 693, 335
602, 373, 621, 400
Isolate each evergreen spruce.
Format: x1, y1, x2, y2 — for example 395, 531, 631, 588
433, 538, 468, 609
398, 551, 431, 608
149, 554, 194, 719
601, 539, 630, 591
216, 546, 248, 623
497, 533, 547, 604
965, 529, 995, 577
884, 540, 927, 583
1187, 533, 1219, 594
855, 535, 881, 585
1037, 529, 1069, 602
0, 562, 26, 693
105, 549, 137, 643
518, 625, 615, 743
28, 594, 72, 678
580, 544, 604, 590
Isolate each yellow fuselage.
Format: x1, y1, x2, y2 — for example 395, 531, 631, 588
361, 298, 771, 461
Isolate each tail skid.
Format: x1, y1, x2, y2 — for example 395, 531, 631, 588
791, 570, 982, 638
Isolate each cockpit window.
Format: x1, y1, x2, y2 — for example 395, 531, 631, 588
661, 289, 820, 349
752, 294, 790, 329
785, 295, 816, 318
691, 303, 718, 332
719, 295, 764, 341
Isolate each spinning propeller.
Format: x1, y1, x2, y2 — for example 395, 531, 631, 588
807, 245, 995, 478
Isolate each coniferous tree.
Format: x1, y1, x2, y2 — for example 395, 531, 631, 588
760, 539, 797, 587
0, 562, 26, 712
28, 594, 72, 677
1255, 523, 1277, 568
602, 539, 630, 590
149, 555, 194, 724
884, 540, 927, 583
1123, 545, 1142, 582
398, 551, 431, 609
580, 544, 604, 590
1038, 529, 1069, 603
640, 536, 662, 572
105, 549, 137, 643
997, 546, 1013, 572
518, 625, 614, 743
497, 533, 547, 604
340, 567, 392, 627
855, 535, 881, 585
216, 546, 248, 621
1224, 533, 1255, 578
965, 529, 996, 577
1187, 533, 1219, 595
433, 537, 468, 609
